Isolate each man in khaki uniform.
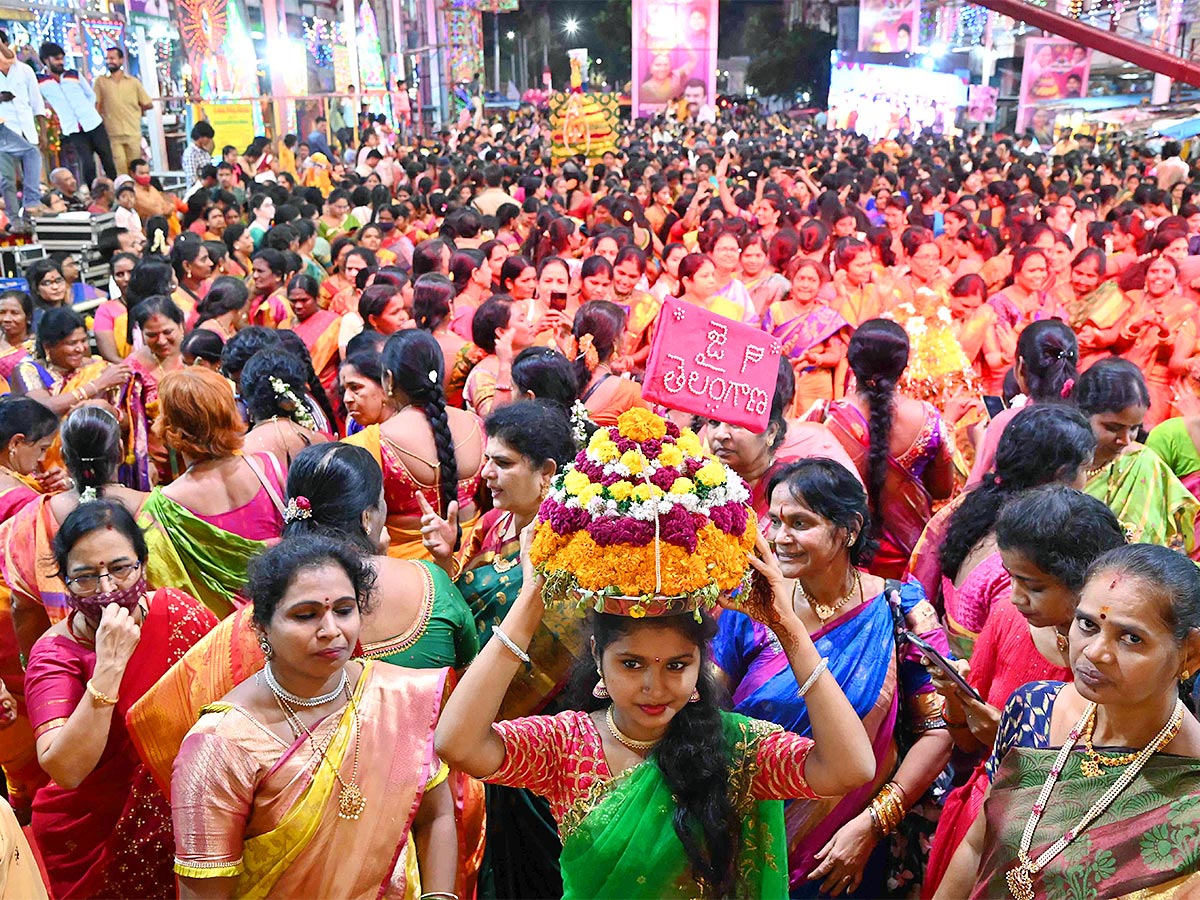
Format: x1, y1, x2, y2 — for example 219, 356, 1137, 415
93, 46, 151, 177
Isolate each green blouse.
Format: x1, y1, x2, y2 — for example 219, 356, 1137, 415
360, 559, 478, 669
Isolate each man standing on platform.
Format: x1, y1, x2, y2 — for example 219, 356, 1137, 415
0, 36, 46, 229
93, 47, 153, 178
37, 42, 117, 185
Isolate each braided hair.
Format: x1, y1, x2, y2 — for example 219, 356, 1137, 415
381, 330, 458, 516
846, 319, 909, 520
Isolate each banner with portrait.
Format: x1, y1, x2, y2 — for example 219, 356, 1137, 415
631, 0, 718, 120
858, 0, 919, 52
1017, 38, 1091, 142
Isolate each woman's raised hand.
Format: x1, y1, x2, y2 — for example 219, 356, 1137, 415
94, 603, 142, 676
728, 530, 796, 633
416, 492, 458, 564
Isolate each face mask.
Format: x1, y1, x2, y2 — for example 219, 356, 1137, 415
133, 174, 152, 186
68, 574, 147, 625
377, 222, 396, 233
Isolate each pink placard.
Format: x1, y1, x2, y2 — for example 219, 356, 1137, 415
642, 298, 782, 432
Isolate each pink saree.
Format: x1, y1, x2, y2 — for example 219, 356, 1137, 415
172, 661, 447, 899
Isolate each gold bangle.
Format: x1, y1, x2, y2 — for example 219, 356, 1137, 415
86, 679, 118, 707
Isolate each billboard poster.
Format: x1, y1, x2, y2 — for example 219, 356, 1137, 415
858, 0, 919, 53
631, 0, 718, 120
827, 59, 967, 140
967, 84, 998, 123
1018, 38, 1091, 141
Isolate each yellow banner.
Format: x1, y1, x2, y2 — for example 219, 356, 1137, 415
201, 102, 257, 154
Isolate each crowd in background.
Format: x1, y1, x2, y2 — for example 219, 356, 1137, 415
0, 77, 1197, 900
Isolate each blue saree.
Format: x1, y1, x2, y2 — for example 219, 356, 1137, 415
713, 580, 946, 895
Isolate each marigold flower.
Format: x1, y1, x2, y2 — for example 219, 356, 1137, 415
676, 429, 704, 458
563, 469, 592, 496
620, 449, 646, 475
670, 477, 695, 495
631, 483, 662, 502
696, 459, 728, 487
609, 480, 635, 502
592, 440, 620, 463
616, 407, 668, 442
657, 443, 684, 468
577, 484, 603, 507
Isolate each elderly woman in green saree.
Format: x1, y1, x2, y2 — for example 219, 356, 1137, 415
1073, 359, 1199, 557
434, 405, 883, 900
934, 543, 1200, 899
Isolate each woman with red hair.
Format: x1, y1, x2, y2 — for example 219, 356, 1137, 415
139, 367, 286, 617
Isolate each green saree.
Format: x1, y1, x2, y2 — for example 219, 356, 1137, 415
139, 490, 268, 619
560, 713, 789, 899
1085, 445, 1198, 555
489, 709, 794, 899
973, 750, 1200, 899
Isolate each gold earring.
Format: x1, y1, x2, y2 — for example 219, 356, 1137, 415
1183, 669, 1192, 681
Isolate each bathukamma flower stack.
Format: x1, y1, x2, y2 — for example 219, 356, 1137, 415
530, 407, 756, 617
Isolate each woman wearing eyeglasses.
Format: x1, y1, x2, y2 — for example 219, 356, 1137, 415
22, 499, 217, 899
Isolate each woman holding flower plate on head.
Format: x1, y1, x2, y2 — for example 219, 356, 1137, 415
435, 408, 876, 898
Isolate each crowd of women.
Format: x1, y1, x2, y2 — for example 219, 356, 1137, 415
0, 107, 1197, 899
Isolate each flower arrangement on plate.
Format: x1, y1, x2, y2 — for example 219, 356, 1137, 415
529, 408, 757, 618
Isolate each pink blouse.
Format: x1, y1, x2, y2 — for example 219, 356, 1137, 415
187, 453, 285, 541
488, 710, 818, 831
942, 550, 1012, 640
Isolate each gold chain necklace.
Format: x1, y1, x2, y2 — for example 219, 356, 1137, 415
271, 681, 367, 820
605, 706, 659, 754
1005, 700, 1184, 900
794, 568, 862, 624
1080, 702, 1183, 778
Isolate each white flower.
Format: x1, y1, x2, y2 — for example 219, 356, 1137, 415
937, 306, 952, 323
586, 496, 608, 515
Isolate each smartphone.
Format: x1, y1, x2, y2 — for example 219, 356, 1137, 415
983, 395, 1006, 419
549, 291, 568, 312
900, 631, 984, 704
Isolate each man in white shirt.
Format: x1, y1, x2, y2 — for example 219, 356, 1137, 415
1156, 141, 1190, 192
0, 37, 45, 227
37, 41, 116, 185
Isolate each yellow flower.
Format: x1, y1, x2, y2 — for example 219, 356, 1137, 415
696, 460, 727, 487
629, 604, 647, 618
620, 449, 646, 475
577, 484, 603, 507
616, 408, 667, 443
589, 427, 612, 449
563, 469, 592, 496
593, 440, 620, 463
670, 477, 695, 495
657, 443, 684, 468
631, 483, 663, 502
677, 429, 704, 458
609, 481, 635, 502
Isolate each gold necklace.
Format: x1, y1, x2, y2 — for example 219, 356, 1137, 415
795, 569, 862, 624
1005, 700, 1184, 900
271, 681, 367, 820
1080, 702, 1183, 778
605, 706, 659, 754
